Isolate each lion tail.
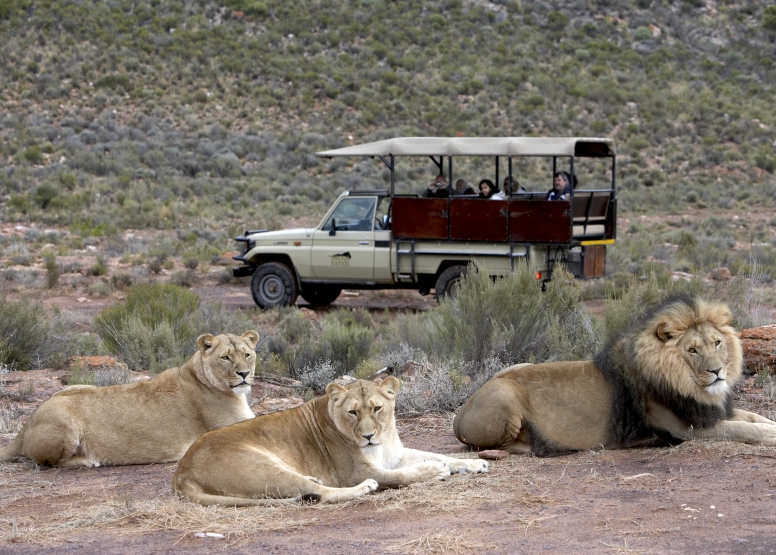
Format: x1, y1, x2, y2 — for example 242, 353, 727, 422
0, 426, 25, 462
173, 479, 306, 507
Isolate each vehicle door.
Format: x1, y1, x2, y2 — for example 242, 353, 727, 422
311, 196, 377, 280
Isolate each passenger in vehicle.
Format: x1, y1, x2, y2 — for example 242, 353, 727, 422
422, 174, 457, 198
546, 171, 573, 201
478, 179, 505, 200
503, 176, 525, 197
455, 178, 476, 195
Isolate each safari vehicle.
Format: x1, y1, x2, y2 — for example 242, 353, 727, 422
233, 137, 617, 308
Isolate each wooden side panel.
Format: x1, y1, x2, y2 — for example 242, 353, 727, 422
509, 200, 571, 243
572, 192, 610, 221
583, 245, 606, 278
391, 197, 448, 240
449, 199, 508, 242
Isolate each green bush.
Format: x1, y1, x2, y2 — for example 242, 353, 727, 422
43, 252, 59, 288
387, 262, 593, 374
0, 296, 50, 370
94, 283, 200, 371
320, 319, 374, 376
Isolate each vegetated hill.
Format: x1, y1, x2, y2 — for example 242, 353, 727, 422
0, 0, 775, 234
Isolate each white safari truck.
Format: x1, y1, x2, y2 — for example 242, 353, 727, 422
233, 137, 617, 308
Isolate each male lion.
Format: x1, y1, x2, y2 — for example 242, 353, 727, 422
173, 376, 488, 505
454, 296, 776, 456
0, 331, 259, 467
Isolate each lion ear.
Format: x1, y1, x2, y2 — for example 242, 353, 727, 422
379, 376, 401, 398
326, 382, 348, 400
197, 334, 218, 353
656, 323, 673, 342
241, 330, 260, 349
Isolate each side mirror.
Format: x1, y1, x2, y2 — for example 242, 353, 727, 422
329, 218, 336, 236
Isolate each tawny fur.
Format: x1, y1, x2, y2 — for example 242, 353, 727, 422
454, 296, 776, 456
0, 331, 260, 467
173, 377, 488, 506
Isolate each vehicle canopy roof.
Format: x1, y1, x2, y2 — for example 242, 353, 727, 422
316, 137, 615, 158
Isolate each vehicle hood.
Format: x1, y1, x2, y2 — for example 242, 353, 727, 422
249, 228, 316, 243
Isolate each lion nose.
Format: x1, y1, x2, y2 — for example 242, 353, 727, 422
237, 370, 250, 379
708, 367, 722, 377
362, 433, 374, 441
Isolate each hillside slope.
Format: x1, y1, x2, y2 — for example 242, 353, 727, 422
0, 0, 774, 230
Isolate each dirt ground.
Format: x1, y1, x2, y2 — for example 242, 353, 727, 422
2, 370, 776, 555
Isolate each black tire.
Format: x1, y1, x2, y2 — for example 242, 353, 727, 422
434, 265, 468, 302
250, 262, 298, 309
300, 286, 342, 307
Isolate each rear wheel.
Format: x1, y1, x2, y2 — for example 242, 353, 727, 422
251, 262, 298, 309
300, 286, 342, 307
434, 265, 468, 302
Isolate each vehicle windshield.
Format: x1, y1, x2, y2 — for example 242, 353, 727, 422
321, 197, 376, 232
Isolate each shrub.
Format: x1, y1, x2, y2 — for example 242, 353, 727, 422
94, 283, 200, 371
43, 252, 59, 288
320, 318, 374, 376
0, 296, 50, 370
297, 359, 337, 392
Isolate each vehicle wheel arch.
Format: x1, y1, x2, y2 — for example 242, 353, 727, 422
247, 253, 302, 292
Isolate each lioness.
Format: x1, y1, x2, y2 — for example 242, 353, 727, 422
173, 377, 488, 505
454, 296, 776, 456
0, 331, 259, 467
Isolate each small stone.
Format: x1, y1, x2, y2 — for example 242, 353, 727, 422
478, 449, 510, 460
706, 267, 732, 281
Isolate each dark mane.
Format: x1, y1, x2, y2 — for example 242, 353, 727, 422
593, 294, 729, 445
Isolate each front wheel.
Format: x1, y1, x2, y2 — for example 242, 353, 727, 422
300, 286, 342, 307
250, 262, 298, 309
434, 265, 468, 302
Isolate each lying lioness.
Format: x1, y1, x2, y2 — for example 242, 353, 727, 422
173, 377, 488, 505
0, 331, 259, 467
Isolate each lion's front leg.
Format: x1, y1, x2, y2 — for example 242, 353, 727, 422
695, 420, 776, 445
729, 408, 776, 425
354, 459, 452, 489
399, 448, 489, 474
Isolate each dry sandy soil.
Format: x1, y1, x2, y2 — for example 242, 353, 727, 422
1, 369, 776, 555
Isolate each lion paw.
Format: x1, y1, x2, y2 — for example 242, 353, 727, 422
414, 461, 451, 481
359, 479, 379, 494
448, 459, 489, 474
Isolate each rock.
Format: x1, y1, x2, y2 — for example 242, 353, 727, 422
740, 325, 776, 374
214, 251, 240, 265
251, 396, 304, 415
671, 271, 692, 282
706, 267, 732, 281
478, 450, 510, 460
64, 356, 129, 373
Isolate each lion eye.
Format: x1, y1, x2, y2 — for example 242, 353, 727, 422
688, 348, 697, 354
348, 410, 357, 416
715, 340, 721, 347
221, 355, 230, 361
373, 406, 382, 413
244, 352, 251, 359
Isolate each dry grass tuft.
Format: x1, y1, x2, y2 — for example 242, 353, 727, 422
0, 495, 319, 546
386, 532, 497, 554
